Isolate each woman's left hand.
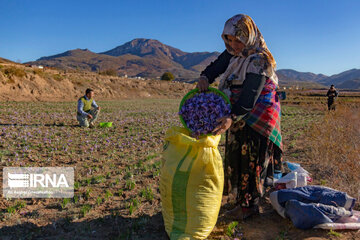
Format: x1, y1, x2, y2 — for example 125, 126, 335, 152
212, 116, 232, 135
196, 75, 209, 92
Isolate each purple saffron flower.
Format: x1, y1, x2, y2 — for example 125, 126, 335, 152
179, 92, 231, 137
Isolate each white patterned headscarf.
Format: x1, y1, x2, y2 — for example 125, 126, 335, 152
221, 14, 276, 69
219, 14, 278, 94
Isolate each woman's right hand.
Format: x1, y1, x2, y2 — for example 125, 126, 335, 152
196, 75, 209, 92
212, 116, 232, 135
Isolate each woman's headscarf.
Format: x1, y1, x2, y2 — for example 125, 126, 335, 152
221, 14, 276, 76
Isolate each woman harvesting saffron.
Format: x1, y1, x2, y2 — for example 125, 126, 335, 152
197, 14, 283, 219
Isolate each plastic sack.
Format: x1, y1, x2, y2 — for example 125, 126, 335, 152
160, 126, 224, 240
285, 161, 300, 171
314, 210, 360, 230
274, 163, 310, 189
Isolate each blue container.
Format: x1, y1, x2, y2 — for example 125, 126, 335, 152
277, 91, 287, 100
286, 161, 301, 171
273, 172, 283, 180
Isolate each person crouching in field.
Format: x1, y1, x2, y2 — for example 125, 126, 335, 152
197, 14, 283, 219
77, 88, 101, 128
326, 84, 339, 111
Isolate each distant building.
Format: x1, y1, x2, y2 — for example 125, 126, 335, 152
31, 65, 44, 69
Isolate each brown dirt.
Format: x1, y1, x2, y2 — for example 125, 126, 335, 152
1, 64, 359, 239
0, 63, 194, 102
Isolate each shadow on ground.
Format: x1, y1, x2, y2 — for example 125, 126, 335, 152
0, 123, 79, 127
0, 212, 168, 240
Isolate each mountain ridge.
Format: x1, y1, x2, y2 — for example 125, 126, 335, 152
30, 38, 220, 80
24, 39, 360, 89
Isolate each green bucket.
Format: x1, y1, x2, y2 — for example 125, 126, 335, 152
179, 87, 231, 134
99, 122, 113, 128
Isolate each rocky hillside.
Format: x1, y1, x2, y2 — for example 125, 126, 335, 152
276, 68, 360, 89
319, 68, 360, 87
28, 39, 220, 81
277, 69, 327, 82
12, 38, 360, 89
0, 61, 193, 102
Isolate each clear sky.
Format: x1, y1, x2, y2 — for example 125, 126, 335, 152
1, 0, 360, 76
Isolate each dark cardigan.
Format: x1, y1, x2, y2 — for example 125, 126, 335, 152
200, 50, 266, 116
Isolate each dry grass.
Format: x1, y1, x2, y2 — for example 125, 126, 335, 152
52, 73, 64, 81
305, 106, 360, 207
32, 68, 46, 77
1, 66, 26, 78
98, 69, 118, 76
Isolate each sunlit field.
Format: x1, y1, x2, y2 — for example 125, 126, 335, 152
0, 92, 359, 239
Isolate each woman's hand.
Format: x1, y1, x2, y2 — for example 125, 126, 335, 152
212, 116, 232, 135
196, 75, 209, 92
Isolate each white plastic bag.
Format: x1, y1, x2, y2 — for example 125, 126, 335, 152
314, 210, 360, 230
274, 165, 310, 188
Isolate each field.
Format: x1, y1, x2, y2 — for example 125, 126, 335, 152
0, 92, 359, 239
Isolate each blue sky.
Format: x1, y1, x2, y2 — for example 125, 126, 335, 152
1, 0, 359, 75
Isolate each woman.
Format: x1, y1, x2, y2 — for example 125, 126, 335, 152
197, 14, 283, 219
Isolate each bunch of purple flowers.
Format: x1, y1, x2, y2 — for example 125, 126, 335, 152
179, 92, 231, 137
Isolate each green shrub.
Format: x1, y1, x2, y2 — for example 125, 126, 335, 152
32, 69, 45, 77
99, 69, 118, 76
226, 221, 239, 237
161, 72, 175, 81
53, 74, 64, 81
2, 66, 26, 78
80, 204, 92, 217
61, 198, 71, 209
140, 186, 154, 202
6, 201, 26, 214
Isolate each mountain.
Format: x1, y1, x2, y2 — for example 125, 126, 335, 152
276, 69, 328, 83
28, 38, 220, 80
336, 79, 360, 89
33, 48, 179, 77
24, 39, 360, 89
319, 68, 360, 86
275, 68, 360, 89
275, 69, 327, 88
100, 38, 184, 59
0, 57, 17, 64
101, 38, 219, 72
